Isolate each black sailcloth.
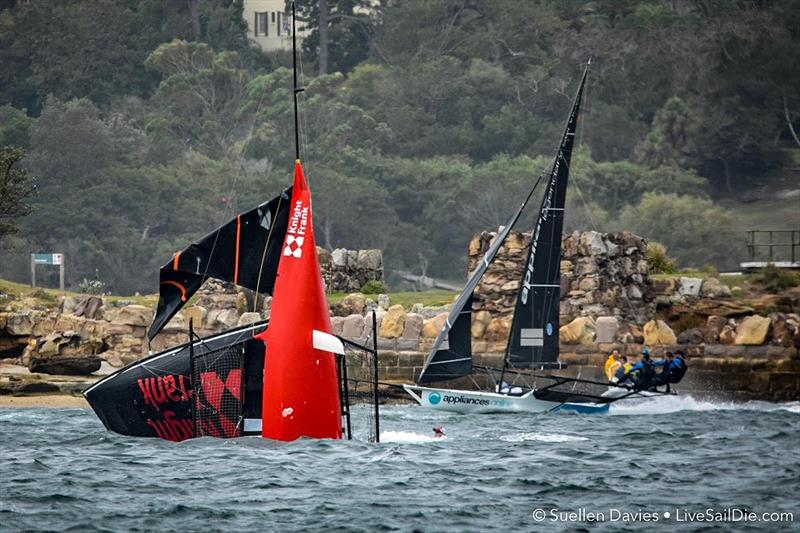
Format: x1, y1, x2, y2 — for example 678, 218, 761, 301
416, 183, 541, 385
148, 187, 292, 340
506, 65, 588, 368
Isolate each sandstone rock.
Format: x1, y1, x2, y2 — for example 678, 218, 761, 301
704, 315, 728, 343
342, 314, 365, 339
618, 323, 644, 344
183, 306, 207, 329
163, 312, 185, 332
700, 277, 732, 298
485, 317, 510, 342
111, 305, 152, 327
770, 313, 800, 348
735, 315, 771, 345
719, 324, 737, 344
402, 313, 423, 340
6, 312, 34, 335
560, 317, 596, 345
422, 313, 448, 339
317, 246, 331, 266
331, 248, 348, 267
74, 296, 104, 319
579, 277, 599, 292
237, 312, 261, 326
364, 298, 378, 314
678, 277, 703, 297
595, 316, 619, 344
212, 309, 239, 329
677, 327, 705, 345
561, 260, 574, 273
643, 320, 677, 346
330, 316, 344, 336
579, 231, 608, 256
379, 305, 406, 339
29, 355, 102, 375
60, 296, 78, 315
335, 293, 366, 316
356, 249, 382, 270
378, 294, 390, 310
691, 299, 755, 317
471, 310, 491, 339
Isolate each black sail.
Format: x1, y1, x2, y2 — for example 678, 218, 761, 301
506, 65, 588, 368
148, 187, 292, 340
416, 184, 541, 384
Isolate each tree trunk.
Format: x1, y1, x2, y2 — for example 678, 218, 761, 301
318, 0, 329, 75
187, 0, 201, 41
783, 89, 800, 149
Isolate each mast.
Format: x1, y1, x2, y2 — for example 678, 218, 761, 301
292, 1, 301, 161
504, 59, 590, 371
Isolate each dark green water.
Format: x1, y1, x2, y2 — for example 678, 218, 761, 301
1, 396, 798, 532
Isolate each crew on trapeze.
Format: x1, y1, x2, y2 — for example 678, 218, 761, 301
608, 348, 687, 392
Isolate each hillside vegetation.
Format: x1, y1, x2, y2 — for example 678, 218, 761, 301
1, 0, 799, 295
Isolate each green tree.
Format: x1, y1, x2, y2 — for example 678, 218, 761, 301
617, 193, 743, 270
0, 105, 34, 148
636, 96, 697, 168
0, 146, 36, 240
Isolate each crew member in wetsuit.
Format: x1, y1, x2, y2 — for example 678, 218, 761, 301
661, 350, 689, 392
614, 355, 630, 383
624, 348, 656, 390
652, 351, 675, 390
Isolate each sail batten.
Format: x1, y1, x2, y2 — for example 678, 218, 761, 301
505, 64, 588, 368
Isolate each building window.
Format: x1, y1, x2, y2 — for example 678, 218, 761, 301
282, 11, 291, 34
255, 12, 268, 36
276, 12, 281, 36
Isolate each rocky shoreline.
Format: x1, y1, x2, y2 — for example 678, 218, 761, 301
1, 232, 798, 401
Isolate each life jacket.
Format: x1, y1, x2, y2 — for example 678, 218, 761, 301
604, 355, 617, 379
606, 360, 622, 381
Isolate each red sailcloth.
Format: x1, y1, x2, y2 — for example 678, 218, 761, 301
258, 161, 343, 441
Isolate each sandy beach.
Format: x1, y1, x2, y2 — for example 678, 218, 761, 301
0, 395, 89, 408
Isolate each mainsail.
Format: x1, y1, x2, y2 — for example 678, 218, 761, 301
148, 189, 292, 340
415, 183, 541, 385
505, 64, 588, 368
257, 161, 343, 441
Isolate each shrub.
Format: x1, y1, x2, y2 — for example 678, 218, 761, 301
752, 264, 800, 293
361, 280, 387, 294
647, 242, 678, 274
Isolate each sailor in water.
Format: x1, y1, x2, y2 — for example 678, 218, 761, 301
433, 426, 446, 438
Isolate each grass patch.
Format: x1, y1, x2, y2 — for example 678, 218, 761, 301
326, 289, 457, 310
0, 278, 158, 309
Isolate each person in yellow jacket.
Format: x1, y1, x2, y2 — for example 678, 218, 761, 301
604, 349, 622, 382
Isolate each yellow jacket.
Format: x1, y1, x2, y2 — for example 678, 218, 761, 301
604, 355, 620, 381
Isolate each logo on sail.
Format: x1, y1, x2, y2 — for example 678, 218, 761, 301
283, 235, 304, 258
283, 200, 309, 259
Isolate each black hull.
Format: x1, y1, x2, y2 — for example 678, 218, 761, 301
84, 321, 268, 441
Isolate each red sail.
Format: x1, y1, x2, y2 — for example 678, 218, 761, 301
257, 161, 343, 441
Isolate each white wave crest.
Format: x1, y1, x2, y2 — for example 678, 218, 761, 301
380, 431, 441, 443
609, 395, 800, 416
501, 432, 589, 443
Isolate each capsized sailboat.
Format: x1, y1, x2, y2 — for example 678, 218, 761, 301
85, 2, 376, 442
404, 60, 643, 414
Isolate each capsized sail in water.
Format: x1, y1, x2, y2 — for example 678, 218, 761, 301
404, 60, 663, 413
85, 2, 377, 442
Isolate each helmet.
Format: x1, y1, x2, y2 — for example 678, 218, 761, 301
642, 347, 651, 356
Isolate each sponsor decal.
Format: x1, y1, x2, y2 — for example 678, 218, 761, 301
283, 199, 308, 258
546, 322, 553, 336
438, 394, 511, 407
428, 392, 441, 405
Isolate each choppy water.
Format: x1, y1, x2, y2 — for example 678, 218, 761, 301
2, 397, 799, 532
